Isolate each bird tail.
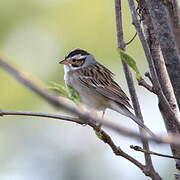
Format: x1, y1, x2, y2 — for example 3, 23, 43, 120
109, 102, 155, 137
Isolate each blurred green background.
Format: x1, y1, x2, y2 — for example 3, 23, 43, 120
0, 0, 175, 179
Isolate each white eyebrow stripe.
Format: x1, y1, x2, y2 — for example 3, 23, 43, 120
71, 54, 87, 60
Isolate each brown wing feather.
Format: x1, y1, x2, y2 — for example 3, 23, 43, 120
78, 63, 133, 109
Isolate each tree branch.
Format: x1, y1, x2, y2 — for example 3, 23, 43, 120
0, 110, 84, 124
135, 0, 180, 171
128, 0, 180, 171
130, 145, 180, 160
138, 78, 157, 94
1, 109, 180, 146
0, 109, 147, 173
114, 1, 160, 179
145, 0, 180, 132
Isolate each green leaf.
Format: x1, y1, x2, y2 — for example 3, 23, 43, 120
117, 49, 142, 80
48, 81, 68, 97
66, 84, 81, 104
48, 81, 80, 104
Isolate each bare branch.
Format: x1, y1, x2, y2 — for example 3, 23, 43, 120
95, 130, 146, 172
114, 0, 125, 49
0, 110, 84, 124
0, 109, 146, 172
138, 78, 157, 94
1, 109, 180, 146
130, 145, 180, 160
114, 1, 161, 179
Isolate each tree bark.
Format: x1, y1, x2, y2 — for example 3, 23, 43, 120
145, 0, 180, 112
137, 0, 180, 171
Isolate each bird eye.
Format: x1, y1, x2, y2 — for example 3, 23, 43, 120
72, 59, 76, 62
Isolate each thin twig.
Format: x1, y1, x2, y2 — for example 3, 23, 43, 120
1, 109, 180, 146
130, 145, 180, 160
125, 32, 137, 45
138, 78, 157, 94
114, 0, 125, 49
0, 110, 84, 124
0, 109, 176, 144
95, 131, 145, 171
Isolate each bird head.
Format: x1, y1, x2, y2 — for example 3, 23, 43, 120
59, 48, 96, 70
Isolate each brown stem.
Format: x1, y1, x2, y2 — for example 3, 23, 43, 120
138, 78, 157, 94
130, 145, 180, 160
0, 110, 84, 124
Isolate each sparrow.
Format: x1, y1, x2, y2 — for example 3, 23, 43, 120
59, 48, 154, 136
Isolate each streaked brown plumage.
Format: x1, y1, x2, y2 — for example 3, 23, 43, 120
59, 48, 155, 137
77, 62, 133, 109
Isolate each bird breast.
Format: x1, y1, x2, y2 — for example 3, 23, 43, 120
66, 69, 108, 111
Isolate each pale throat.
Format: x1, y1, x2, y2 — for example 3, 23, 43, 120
63, 65, 70, 82
64, 64, 81, 83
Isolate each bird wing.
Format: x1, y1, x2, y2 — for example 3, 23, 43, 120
78, 63, 133, 109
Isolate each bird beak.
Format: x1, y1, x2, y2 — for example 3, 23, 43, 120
59, 59, 69, 65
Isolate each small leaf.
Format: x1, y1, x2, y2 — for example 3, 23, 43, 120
66, 84, 81, 104
117, 49, 142, 80
48, 81, 80, 104
48, 81, 68, 97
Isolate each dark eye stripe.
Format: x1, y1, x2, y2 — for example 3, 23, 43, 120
71, 59, 85, 68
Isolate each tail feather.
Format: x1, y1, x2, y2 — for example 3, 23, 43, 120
109, 102, 155, 137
